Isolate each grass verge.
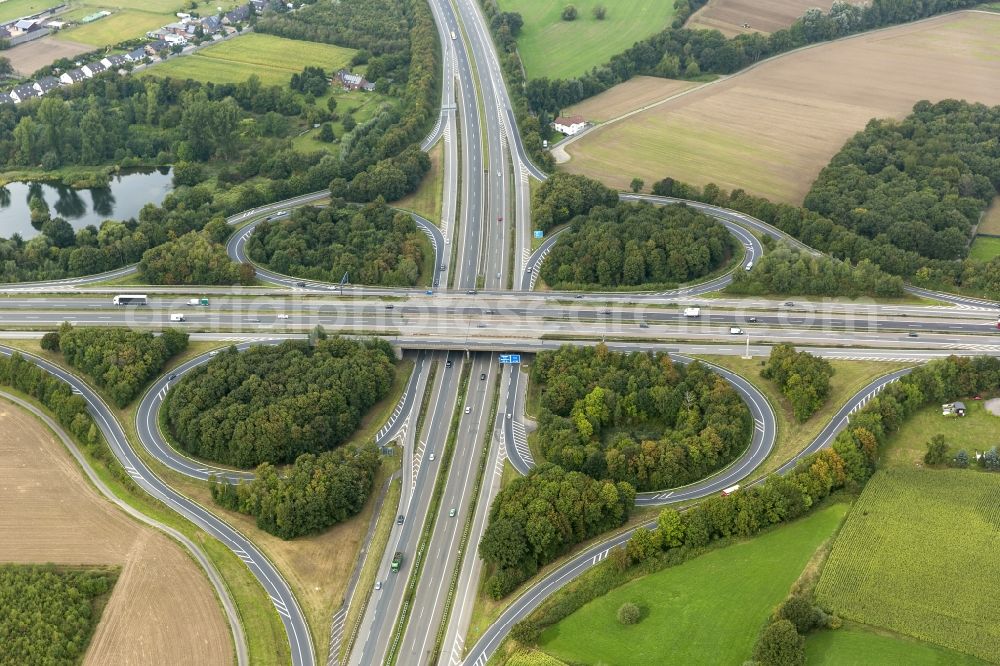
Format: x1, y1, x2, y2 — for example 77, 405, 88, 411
394, 140, 445, 224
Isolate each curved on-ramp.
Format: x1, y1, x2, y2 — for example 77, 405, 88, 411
463, 364, 915, 666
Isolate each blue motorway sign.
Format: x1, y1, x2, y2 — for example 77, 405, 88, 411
533, 230, 544, 239
499, 354, 521, 365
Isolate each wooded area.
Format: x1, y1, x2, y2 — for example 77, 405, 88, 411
523, 0, 978, 115
56, 325, 189, 408
0, 564, 118, 666
165, 338, 395, 467
246, 202, 427, 286
540, 202, 732, 289
531, 173, 618, 233
761, 345, 834, 422
211, 444, 380, 539
530, 345, 752, 491
726, 242, 905, 298
479, 463, 636, 599
138, 229, 253, 285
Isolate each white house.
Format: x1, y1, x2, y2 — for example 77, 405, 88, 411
553, 114, 586, 136
59, 68, 87, 85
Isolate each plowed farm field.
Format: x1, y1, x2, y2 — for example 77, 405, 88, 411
686, 0, 857, 37
0, 399, 232, 666
561, 11, 1000, 203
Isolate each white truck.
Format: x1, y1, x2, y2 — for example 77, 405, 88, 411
187, 298, 209, 306
684, 307, 701, 318
169, 314, 185, 322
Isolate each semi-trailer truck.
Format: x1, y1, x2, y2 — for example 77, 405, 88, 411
391, 551, 403, 573
187, 298, 209, 306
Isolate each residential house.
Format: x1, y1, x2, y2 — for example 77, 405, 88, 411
200, 15, 221, 34
9, 84, 40, 103
100, 54, 128, 69
336, 69, 375, 92
162, 33, 187, 46
163, 21, 189, 36
553, 115, 586, 136
81, 61, 106, 77
250, 0, 266, 14
59, 68, 87, 85
33, 76, 61, 95
125, 46, 148, 63
145, 39, 170, 55
223, 4, 251, 24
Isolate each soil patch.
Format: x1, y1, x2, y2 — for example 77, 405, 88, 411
687, 0, 860, 36
563, 12, 1000, 203
564, 76, 697, 123
0, 401, 232, 666
3, 37, 92, 76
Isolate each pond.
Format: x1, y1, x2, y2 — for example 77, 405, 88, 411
0, 168, 173, 240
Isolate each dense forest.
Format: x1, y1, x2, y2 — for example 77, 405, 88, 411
479, 463, 635, 598
246, 201, 427, 286
55, 325, 189, 408
0, 565, 118, 666
540, 202, 733, 289
210, 445, 380, 539
726, 242, 906, 298
531, 345, 751, 491
138, 229, 252, 285
165, 338, 395, 467
804, 100, 1000, 262
523, 0, 979, 115
761, 345, 834, 422
531, 173, 618, 233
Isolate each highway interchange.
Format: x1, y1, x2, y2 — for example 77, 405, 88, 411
2, 0, 999, 664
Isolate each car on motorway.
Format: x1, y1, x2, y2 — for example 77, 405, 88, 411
397, 514, 404, 525
602, 309, 612, 315
747, 316, 758, 323
484, 309, 494, 314
385, 304, 394, 310
730, 327, 744, 335
296, 281, 306, 287
276, 314, 290, 319
477, 323, 486, 328
168, 374, 177, 381
908, 331, 919, 337
467, 289, 477, 295
449, 508, 457, 517
784, 301, 794, 306
209, 351, 219, 357
440, 264, 446, 271
506, 413, 511, 419
446, 360, 453, 368
639, 321, 649, 328
575, 294, 583, 299
429, 452, 436, 461
745, 261, 753, 271
375, 581, 382, 591
425, 290, 434, 295
497, 216, 502, 222
391, 552, 403, 573
480, 373, 486, 380
465, 406, 472, 414
526, 267, 533, 273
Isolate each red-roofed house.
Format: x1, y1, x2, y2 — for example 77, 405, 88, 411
553, 115, 586, 136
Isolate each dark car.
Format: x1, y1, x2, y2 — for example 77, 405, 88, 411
296, 281, 306, 287
908, 331, 918, 337
480, 373, 486, 380
168, 374, 177, 380
747, 317, 758, 323
784, 301, 794, 307
397, 515, 404, 525
467, 289, 477, 295
575, 294, 583, 299
385, 304, 394, 310
446, 360, 453, 368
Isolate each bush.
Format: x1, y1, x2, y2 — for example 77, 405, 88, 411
561, 4, 577, 20
617, 602, 640, 625
775, 595, 817, 634
753, 619, 805, 666
924, 434, 949, 466
761, 345, 833, 422
511, 620, 540, 645
954, 449, 969, 468
593, 4, 607, 20
40, 331, 60, 352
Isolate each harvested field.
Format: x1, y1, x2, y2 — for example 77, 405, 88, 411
686, 0, 851, 37
3, 37, 92, 76
563, 76, 697, 123
979, 196, 1000, 236
562, 12, 1000, 203
0, 399, 231, 666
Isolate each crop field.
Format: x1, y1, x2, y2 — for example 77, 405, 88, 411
55, 9, 166, 46
0, 399, 232, 665
537, 503, 849, 666
814, 469, 1000, 663
495, 0, 675, 81
686, 0, 844, 37
562, 76, 697, 124
805, 624, 988, 666
2, 36, 91, 76
881, 400, 1000, 469
562, 12, 1000, 203
147, 33, 356, 87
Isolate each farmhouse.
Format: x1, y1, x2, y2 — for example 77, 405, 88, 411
336, 69, 375, 92
553, 115, 586, 135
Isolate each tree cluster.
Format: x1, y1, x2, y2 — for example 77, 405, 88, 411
540, 202, 733, 289
0, 564, 118, 666
761, 345, 834, 423
531, 173, 618, 233
330, 146, 431, 203
58, 325, 189, 408
531, 345, 752, 491
165, 338, 395, 467
289, 66, 329, 97
246, 201, 427, 286
210, 444, 380, 539
804, 100, 1000, 262
138, 229, 252, 285
726, 242, 905, 298
479, 463, 636, 599
524, 0, 978, 115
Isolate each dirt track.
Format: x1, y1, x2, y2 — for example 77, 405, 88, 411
563, 12, 1000, 203
0, 401, 232, 666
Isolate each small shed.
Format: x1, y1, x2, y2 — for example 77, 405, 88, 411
953, 401, 966, 417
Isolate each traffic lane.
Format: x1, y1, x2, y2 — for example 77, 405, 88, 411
354, 353, 461, 666
396, 353, 496, 664
375, 350, 428, 446
0, 346, 315, 666
503, 365, 532, 475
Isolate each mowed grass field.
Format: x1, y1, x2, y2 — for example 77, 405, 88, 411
562, 12, 1000, 203
55, 10, 167, 46
147, 33, 356, 87
814, 469, 1000, 663
0, 0, 52, 22
686, 0, 842, 37
537, 503, 849, 666
495, 0, 675, 81
970, 235, 1000, 260
805, 624, 989, 666
881, 400, 1000, 469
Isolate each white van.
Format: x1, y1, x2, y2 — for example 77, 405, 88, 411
170, 314, 185, 322
729, 327, 743, 335
745, 261, 753, 271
